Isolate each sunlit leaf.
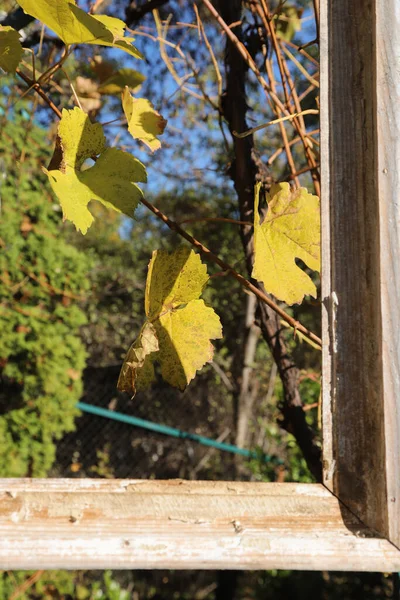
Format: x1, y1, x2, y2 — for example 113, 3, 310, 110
45, 107, 146, 234
118, 248, 222, 393
155, 299, 222, 390
122, 87, 167, 152
0, 26, 23, 73
99, 68, 146, 95
16, 0, 143, 58
145, 247, 209, 320
117, 322, 159, 395
252, 182, 320, 305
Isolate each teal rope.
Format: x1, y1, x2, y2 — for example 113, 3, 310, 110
77, 402, 281, 464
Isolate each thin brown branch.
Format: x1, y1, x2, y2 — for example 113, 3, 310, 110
200, 0, 290, 116
233, 110, 319, 139
178, 216, 252, 226
258, 0, 320, 195
267, 128, 320, 166
194, 4, 223, 99
284, 163, 320, 181
264, 58, 299, 185
280, 39, 319, 68
15, 69, 62, 119
277, 41, 320, 194
9, 570, 45, 600
280, 44, 319, 87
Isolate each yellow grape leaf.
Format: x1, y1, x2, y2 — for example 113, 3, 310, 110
122, 87, 167, 152
117, 322, 159, 395
145, 247, 209, 320
252, 182, 320, 305
99, 68, 146, 95
155, 300, 222, 391
16, 0, 143, 58
45, 107, 146, 234
118, 248, 222, 394
0, 26, 23, 73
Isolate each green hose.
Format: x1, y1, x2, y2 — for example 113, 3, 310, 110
77, 401, 281, 464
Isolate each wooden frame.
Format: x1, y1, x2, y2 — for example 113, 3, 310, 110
1, 0, 399, 571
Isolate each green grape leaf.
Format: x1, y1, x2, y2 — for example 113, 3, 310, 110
117, 322, 159, 395
0, 26, 23, 73
16, 0, 143, 58
45, 107, 146, 234
118, 248, 222, 393
122, 87, 167, 152
252, 182, 320, 305
99, 68, 146, 95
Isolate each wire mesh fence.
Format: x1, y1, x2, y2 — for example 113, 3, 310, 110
51, 364, 242, 480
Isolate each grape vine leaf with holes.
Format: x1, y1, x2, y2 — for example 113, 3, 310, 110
252, 182, 320, 305
118, 248, 222, 394
44, 107, 146, 234
0, 26, 23, 73
16, 0, 143, 58
122, 87, 167, 152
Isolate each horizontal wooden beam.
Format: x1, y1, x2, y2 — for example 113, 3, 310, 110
1, 479, 399, 571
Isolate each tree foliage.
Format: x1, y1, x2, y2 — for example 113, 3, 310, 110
2, 0, 321, 398
0, 0, 395, 597
0, 108, 90, 476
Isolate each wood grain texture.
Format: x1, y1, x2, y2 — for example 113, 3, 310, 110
321, 0, 400, 546
0, 479, 399, 571
376, 0, 400, 550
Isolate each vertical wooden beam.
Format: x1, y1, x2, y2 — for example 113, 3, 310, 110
321, 0, 400, 546
376, 0, 400, 548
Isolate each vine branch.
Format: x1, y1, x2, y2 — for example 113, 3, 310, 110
14, 41, 322, 350
141, 197, 321, 348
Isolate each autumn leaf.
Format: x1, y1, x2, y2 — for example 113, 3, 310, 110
155, 300, 222, 390
118, 248, 222, 393
145, 247, 209, 320
122, 87, 167, 152
117, 322, 159, 395
16, 0, 143, 58
45, 107, 146, 234
0, 26, 23, 73
252, 182, 320, 305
